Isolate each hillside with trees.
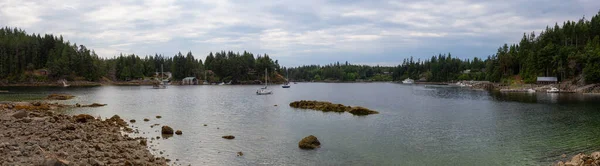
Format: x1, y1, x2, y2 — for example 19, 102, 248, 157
288, 11, 600, 84
0, 27, 281, 84
3, 11, 600, 85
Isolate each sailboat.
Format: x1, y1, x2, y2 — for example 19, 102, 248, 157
282, 69, 291, 88
256, 69, 272, 95
153, 64, 167, 89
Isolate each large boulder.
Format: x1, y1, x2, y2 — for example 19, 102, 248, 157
298, 135, 321, 150
161, 126, 174, 135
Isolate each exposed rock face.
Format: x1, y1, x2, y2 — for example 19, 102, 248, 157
175, 130, 182, 135
161, 126, 174, 135
298, 135, 321, 150
46, 94, 75, 100
0, 107, 167, 165
289, 100, 379, 116
222, 135, 235, 139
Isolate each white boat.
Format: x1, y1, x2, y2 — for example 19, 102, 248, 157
153, 64, 167, 89
257, 69, 272, 95
61, 79, 70, 87
527, 89, 536, 93
402, 78, 414, 84
546, 87, 559, 93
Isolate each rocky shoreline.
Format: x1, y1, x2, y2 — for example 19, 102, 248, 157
0, 102, 167, 165
554, 152, 600, 166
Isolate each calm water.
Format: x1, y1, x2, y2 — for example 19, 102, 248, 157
2, 83, 600, 165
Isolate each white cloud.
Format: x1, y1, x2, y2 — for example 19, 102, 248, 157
0, 0, 598, 66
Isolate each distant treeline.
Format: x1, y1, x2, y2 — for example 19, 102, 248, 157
0, 27, 280, 83
288, 11, 600, 84
3, 12, 600, 84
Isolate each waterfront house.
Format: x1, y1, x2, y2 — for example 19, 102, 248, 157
182, 77, 198, 85
536, 77, 558, 84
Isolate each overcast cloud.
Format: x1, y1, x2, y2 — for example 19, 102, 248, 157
1, 0, 599, 66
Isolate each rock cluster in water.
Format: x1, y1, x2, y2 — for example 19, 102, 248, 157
45, 94, 75, 100
0, 103, 167, 165
289, 100, 379, 116
555, 152, 600, 166
298, 135, 321, 150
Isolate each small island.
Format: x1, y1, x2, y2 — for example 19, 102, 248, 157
289, 100, 379, 116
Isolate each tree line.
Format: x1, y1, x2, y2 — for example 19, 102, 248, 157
3, 11, 600, 84
0, 27, 280, 83
288, 11, 600, 84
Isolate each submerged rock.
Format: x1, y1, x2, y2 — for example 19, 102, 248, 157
82, 103, 107, 107
298, 135, 320, 150
161, 126, 174, 135
289, 100, 379, 116
222, 135, 235, 139
46, 94, 75, 100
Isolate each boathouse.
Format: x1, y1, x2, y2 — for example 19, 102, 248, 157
536, 77, 558, 84
182, 77, 198, 85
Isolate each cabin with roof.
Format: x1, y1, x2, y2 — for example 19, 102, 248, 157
182, 77, 198, 85
536, 77, 558, 84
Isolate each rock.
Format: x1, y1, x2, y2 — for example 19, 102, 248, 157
12, 110, 28, 119
222, 135, 235, 139
74, 114, 95, 123
32, 101, 42, 106
561, 154, 567, 158
62, 124, 76, 131
144, 118, 150, 122
289, 100, 379, 115
83, 103, 107, 107
161, 126, 174, 135
298, 135, 321, 150
203, 124, 207, 126
156, 115, 162, 119
175, 130, 182, 135
89, 158, 105, 166
46, 94, 75, 100
130, 119, 136, 123
274, 105, 278, 106
43, 157, 70, 166
591, 152, 600, 160
237, 151, 244, 156
567, 153, 584, 166
555, 161, 564, 166
140, 139, 147, 146
348, 107, 379, 116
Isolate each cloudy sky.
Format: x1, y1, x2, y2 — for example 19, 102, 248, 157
1, 0, 599, 66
